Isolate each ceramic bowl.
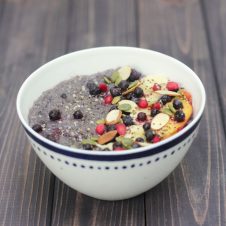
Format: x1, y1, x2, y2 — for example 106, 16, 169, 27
16, 47, 206, 200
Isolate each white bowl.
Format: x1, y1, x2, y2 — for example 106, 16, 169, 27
16, 47, 206, 200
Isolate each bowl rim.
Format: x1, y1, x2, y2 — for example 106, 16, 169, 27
16, 46, 206, 159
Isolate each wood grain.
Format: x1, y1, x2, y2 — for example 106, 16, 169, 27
139, 0, 226, 225
201, 0, 226, 131
50, 1, 145, 226
0, 0, 63, 225
0, 0, 226, 225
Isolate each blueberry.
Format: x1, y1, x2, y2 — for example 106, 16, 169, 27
125, 92, 133, 100
160, 95, 172, 105
122, 115, 134, 126
132, 143, 141, 148
143, 122, 151, 131
133, 87, 144, 98
113, 142, 123, 149
89, 86, 101, 96
118, 80, 129, 91
60, 93, 67, 99
135, 137, 144, 142
83, 144, 93, 150
109, 105, 118, 111
128, 69, 141, 82
173, 99, 183, 109
145, 130, 155, 142
110, 87, 122, 97
49, 109, 61, 121
32, 124, 42, 133
137, 112, 147, 121
151, 109, 160, 117
73, 110, 83, 119
174, 110, 185, 122
106, 124, 116, 132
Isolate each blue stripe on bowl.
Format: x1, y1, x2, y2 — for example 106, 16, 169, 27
24, 118, 200, 161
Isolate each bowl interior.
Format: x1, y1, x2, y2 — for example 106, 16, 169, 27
17, 47, 205, 148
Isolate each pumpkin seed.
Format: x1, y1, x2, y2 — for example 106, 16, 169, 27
96, 118, 105, 124
112, 96, 121, 104
81, 139, 96, 145
128, 81, 139, 89
104, 76, 112, 84
111, 71, 120, 82
118, 104, 132, 112
161, 108, 174, 116
168, 103, 176, 113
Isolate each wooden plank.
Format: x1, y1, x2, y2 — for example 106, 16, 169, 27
201, 0, 226, 130
50, 0, 145, 226
138, 0, 226, 225
0, 0, 69, 225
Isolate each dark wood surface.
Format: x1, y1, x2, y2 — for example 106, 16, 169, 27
0, 0, 225, 225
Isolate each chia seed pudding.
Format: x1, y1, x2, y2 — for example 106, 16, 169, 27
29, 66, 193, 151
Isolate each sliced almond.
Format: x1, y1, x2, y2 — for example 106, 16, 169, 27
105, 109, 122, 125
122, 81, 141, 95
151, 113, 170, 130
154, 90, 181, 96
118, 66, 132, 80
118, 100, 137, 113
98, 130, 118, 145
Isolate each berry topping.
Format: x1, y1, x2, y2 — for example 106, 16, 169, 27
109, 105, 118, 111
113, 142, 123, 150
137, 112, 147, 121
60, 93, 67, 99
95, 124, 105, 135
152, 83, 161, 91
49, 109, 61, 121
128, 69, 141, 81
114, 147, 125, 151
32, 124, 42, 133
118, 80, 130, 91
138, 99, 148, 108
104, 95, 113, 104
73, 110, 83, 119
145, 129, 155, 142
133, 87, 144, 98
132, 143, 141, 148
83, 144, 93, 150
174, 110, 185, 122
106, 124, 116, 132
116, 123, 127, 135
160, 95, 172, 105
152, 102, 161, 110
110, 87, 122, 97
87, 82, 101, 96
152, 135, 161, 143
166, 81, 179, 91
151, 109, 160, 117
122, 115, 134, 126
135, 137, 144, 142
173, 99, 183, 109
98, 83, 108, 92
143, 122, 151, 131
125, 92, 133, 100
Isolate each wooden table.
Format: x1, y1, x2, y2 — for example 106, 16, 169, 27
0, 0, 225, 225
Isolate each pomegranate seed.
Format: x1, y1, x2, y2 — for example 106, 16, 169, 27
138, 99, 148, 108
99, 83, 108, 92
152, 102, 161, 110
114, 147, 125, 151
95, 124, 105, 135
152, 136, 161, 143
166, 81, 179, 91
104, 95, 113, 104
116, 123, 127, 135
152, 83, 161, 91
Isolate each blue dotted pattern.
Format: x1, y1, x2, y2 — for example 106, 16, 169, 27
31, 131, 196, 170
